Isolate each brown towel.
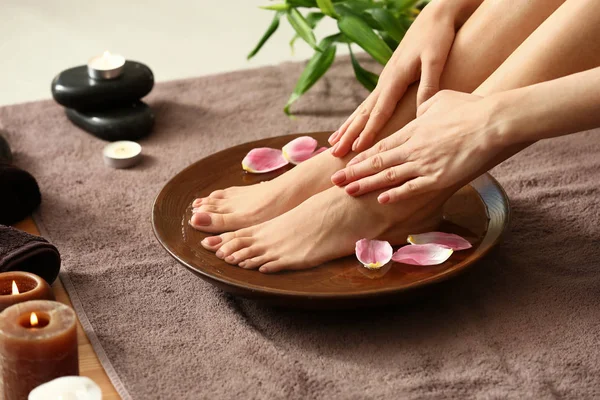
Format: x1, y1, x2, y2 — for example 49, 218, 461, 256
0, 225, 60, 284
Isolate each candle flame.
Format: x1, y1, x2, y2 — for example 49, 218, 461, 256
11, 281, 19, 295
30, 312, 39, 327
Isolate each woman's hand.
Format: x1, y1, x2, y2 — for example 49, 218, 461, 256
330, 90, 505, 204
329, 0, 481, 158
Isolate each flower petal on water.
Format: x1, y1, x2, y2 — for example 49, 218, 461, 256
392, 244, 453, 266
407, 232, 472, 251
355, 239, 393, 270
242, 148, 289, 173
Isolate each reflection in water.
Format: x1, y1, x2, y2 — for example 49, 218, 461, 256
357, 263, 392, 279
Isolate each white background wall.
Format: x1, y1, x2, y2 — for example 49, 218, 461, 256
0, 0, 349, 106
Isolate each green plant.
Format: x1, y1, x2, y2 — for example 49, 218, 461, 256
248, 0, 429, 115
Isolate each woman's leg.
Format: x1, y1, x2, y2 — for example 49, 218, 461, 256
203, 0, 600, 272
190, 0, 564, 233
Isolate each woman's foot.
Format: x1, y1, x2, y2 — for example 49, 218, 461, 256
189, 147, 350, 233
200, 185, 448, 273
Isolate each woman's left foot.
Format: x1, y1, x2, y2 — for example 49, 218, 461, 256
200, 185, 447, 273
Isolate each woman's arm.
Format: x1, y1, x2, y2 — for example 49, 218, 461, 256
331, 66, 600, 204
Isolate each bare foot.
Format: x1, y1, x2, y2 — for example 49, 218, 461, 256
189, 148, 349, 233
200, 185, 449, 273
190, 91, 418, 233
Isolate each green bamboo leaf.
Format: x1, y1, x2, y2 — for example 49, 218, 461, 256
316, 0, 337, 17
287, 0, 318, 7
338, 15, 392, 65
290, 12, 325, 52
287, 9, 322, 52
334, 3, 382, 30
284, 38, 337, 115
380, 31, 399, 51
368, 8, 406, 42
389, 0, 419, 12
259, 3, 290, 11
349, 45, 379, 91
247, 12, 283, 60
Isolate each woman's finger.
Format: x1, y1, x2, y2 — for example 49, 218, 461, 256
331, 94, 380, 157
416, 56, 445, 108
347, 120, 415, 166
332, 146, 407, 186
329, 96, 368, 145
352, 78, 410, 153
377, 176, 437, 204
344, 163, 418, 197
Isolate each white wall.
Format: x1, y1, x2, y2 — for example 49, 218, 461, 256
0, 0, 348, 106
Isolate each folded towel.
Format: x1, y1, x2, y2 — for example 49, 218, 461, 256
0, 225, 60, 284
0, 164, 41, 225
0, 131, 11, 164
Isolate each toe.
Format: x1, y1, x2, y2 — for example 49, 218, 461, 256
258, 260, 285, 274
208, 189, 226, 199
239, 256, 271, 269
193, 204, 231, 214
216, 238, 253, 259
201, 231, 237, 251
225, 246, 263, 265
192, 198, 204, 208
190, 212, 250, 233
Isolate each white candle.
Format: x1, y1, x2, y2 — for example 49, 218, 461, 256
28, 376, 101, 400
102, 140, 142, 169
87, 51, 125, 80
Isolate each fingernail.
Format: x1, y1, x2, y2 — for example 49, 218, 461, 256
328, 130, 339, 143
191, 212, 211, 226
352, 138, 360, 152
378, 193, 390, 204
331, 171, 346, 185
202, 236, 222, 246
216, 250, 224, 258
346, 182, 360, 195
330, 143, 339, 156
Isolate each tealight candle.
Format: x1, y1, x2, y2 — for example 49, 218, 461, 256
0, 272, 54, 312
29, 376, 101, 400
0, 300, 78, 400
87, 51, 125, 80
102, 140, 143, 169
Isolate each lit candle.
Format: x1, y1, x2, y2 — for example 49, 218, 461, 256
0, 300, 78, 400
29, 376, 101, 400
87, 51, 126, 80
0, 272, 54, 312
103, 140, 143, 169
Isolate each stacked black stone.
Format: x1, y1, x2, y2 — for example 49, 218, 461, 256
51, 61, 155, 141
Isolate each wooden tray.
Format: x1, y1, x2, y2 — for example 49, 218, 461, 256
152, 132, 510, 308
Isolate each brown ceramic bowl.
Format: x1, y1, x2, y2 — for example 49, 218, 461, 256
152, 132, 510, 308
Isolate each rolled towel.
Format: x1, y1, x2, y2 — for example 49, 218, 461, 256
0, 225, 60, 284
0, 164, 41, 225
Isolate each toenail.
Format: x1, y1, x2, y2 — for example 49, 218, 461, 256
346, 182, 360, 195
331, 171, 346, 185
192, 213, 211, 226
225, 256, 235, 263
216, 250, 224, 258
203, 236, 222, 246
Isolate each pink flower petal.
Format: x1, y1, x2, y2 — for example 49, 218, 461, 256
392, 244, 453, 266
282, 136, 319, 165
407, 232, 472, 251
311, 147, 328, 158
242, 148, 289, 173
355, 239, 393, 270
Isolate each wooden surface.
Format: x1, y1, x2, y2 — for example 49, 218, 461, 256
12, 218, 121, 400
152, 132, 510, 308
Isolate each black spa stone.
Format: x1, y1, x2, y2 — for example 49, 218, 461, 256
65, 101, 155, 141
51, 61, 154, 110
0, 131, 12, 164
0, 164, 41, 225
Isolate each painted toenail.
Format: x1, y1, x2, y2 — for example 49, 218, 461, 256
192, 213, 211, 226
216, 250, 224, 258
331, 171, 346, 185
346, 182, 360, 195
204, 236, 222, 246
